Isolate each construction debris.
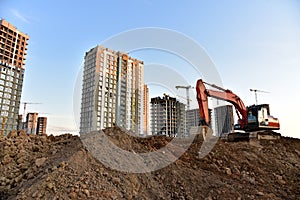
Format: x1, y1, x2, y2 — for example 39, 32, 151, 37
0, 127, 299, 199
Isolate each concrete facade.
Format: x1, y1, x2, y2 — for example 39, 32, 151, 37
150, 94, 186, 137
17, 114, 23, 130
25, 112, 38, 134
37, 117, 47, 135
80, 46, 145, 135
143, 84, 149, 135
213, 105, 234, 136
0, 19, 29, 136
186, 108, 201, 135
19, 113, 47, 135
186, 108, 213, 135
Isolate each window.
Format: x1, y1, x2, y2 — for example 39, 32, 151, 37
3, 99, 10, 104
2, 105, 9, 111
1, 111, 8, 117
4, 88, 11, 93
6, 82, 12, 87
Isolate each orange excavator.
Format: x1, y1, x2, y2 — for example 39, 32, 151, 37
196, 79, 280, 141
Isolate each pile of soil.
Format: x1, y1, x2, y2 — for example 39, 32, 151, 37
0, 127, 299, 199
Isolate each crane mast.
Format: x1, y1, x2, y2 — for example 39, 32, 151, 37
175, 85, 194, 110
250, 89, 269, 105
21, 102, 42, 122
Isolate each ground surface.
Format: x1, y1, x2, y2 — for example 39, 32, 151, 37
0, 128, 299, 200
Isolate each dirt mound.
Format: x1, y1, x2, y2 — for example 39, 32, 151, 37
0, 127, 299, 199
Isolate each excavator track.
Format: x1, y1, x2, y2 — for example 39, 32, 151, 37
227, 130, 281, 142
255, 130, 281, 140
227, 132, 250, 142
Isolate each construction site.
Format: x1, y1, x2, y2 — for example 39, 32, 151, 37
1, 71, 299, 199
0, 16, 299, 200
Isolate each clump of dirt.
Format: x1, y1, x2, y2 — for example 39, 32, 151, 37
0, 127, 299, 199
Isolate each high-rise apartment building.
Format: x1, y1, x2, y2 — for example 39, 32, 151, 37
150, 94, 186, 137
214, 105, 234, 136
80, 46, 145, 135
0, 19, 29, 136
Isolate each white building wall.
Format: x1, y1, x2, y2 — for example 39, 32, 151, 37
80, 48, 97, 134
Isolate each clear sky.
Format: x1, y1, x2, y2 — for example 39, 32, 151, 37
1, 0, 300, 138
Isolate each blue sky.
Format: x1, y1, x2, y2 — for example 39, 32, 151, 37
1, 0, 300, 138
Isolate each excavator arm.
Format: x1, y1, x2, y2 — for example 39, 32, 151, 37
196, 79, 248, 129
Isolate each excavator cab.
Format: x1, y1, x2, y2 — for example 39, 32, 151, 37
246, 104, 280, 130
234, 104, 280, 131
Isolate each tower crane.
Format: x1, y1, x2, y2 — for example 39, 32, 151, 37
175, 85, 194, 110
250, 89, 269, 105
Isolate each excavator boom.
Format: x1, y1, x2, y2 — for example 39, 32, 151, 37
196, 79, 248, 128
196, 79, 210, 126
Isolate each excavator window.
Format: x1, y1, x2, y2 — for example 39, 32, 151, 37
248, 111, 257, 124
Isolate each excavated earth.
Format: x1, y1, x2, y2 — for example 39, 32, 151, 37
0, 128, 299, 200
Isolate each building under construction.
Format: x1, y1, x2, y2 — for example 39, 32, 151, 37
25, 112, 38, 134
0, 19, 29, 136
150, 94, 186, 137
36, 117, 47, 135
19, 112, 47, 135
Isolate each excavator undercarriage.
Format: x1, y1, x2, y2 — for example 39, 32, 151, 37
227, 131, 281, 142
